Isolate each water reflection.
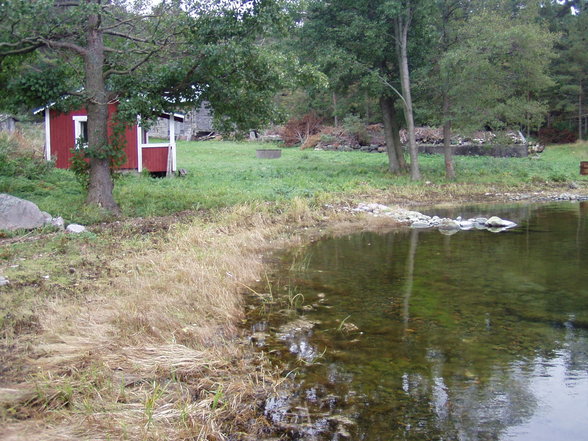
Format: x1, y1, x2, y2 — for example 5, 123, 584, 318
250, 203, 588, 440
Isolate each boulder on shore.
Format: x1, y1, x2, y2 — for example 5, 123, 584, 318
0, 194, 52, 231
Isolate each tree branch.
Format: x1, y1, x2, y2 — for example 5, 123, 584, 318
103, 30, 151, 44
103, 48, 158, 77
100, 15, 157, 32
0, 43, 43, 57
40, 39, 88, 56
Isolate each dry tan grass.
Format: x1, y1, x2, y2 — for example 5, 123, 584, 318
1, 125, 44, 156
1, 200, 344, 440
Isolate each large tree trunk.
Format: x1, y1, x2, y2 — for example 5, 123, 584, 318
442, 92, 455, 180
380, 95, 407, 173
85, 11, 120, 213
396, 11, 420, 181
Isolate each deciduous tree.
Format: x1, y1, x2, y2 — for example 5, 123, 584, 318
0, 0, 285, 213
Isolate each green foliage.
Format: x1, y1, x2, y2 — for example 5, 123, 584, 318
342, 114, 370, 146
440, 9, 557, 132
69, 145, 91, 190
69, 117, 128, 189
544, 5, 588, 138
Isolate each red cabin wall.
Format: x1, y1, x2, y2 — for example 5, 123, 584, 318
49, 103, 138, 170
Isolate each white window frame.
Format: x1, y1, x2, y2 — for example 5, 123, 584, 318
73, 115, 88, 148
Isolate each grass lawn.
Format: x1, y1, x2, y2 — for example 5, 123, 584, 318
1, 139, 587, 224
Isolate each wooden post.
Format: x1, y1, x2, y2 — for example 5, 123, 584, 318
136, 116, 143, 173
167, 115, 176, 177
44, 108, 51, 161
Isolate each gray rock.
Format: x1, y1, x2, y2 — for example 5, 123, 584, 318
66, 224, 87, 234
411, 221, 432, 229
439, 219, 461, 230
0, 194, 53, 231
485, 216, 517, 228
0, 276, 9, 287
459, 220, 475, 230
278, 318, 317, 335
50, 216, 65, 230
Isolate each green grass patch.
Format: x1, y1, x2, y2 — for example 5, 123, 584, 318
1, 140, 587, 224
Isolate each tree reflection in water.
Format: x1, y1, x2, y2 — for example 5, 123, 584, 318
253, 203, 588, 440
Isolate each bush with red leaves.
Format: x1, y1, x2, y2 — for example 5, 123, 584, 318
538, 127, 578, 145
280, 113, 323, 147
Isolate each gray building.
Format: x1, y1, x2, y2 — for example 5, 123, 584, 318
0, 114, 18, 133
148, 103, 214, 140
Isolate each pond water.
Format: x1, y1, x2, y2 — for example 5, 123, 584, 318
248, 202, 588, 441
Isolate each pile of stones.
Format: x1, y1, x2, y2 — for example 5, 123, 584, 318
353, 203, 517, 234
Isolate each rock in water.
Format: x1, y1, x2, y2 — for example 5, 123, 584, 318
459, 220, 475, 230
0, 194, 52, 231
485, 216, 517, 229
438, 219, 461, 231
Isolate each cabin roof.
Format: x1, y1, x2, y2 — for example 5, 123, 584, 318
32, 104, 184, 122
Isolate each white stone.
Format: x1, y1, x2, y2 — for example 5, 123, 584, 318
459, 220, 475, 230
0, 276, 9, 286
439, 220, 461, 230
485, 216, 517, 228
66, 224, 87, 234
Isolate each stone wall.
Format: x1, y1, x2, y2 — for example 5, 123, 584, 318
418, 144, 528, 158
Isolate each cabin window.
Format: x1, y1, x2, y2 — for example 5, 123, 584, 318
73, 116, 88, 148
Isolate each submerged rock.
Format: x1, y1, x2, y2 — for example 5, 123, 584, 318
411, 221, 432, 229
278, 318, 317, 335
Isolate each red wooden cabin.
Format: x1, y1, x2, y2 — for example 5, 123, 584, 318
35, 103, 184, 174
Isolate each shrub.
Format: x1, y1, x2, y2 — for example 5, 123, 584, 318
342, 114, 370, 146
538, 127, 578, 145
280, 112, 323, 147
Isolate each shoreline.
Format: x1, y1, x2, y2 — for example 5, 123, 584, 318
1, 185, 587, 440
